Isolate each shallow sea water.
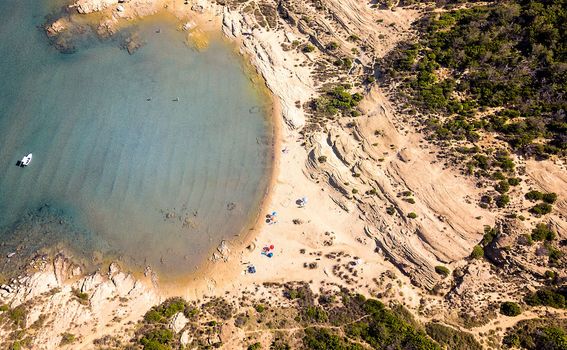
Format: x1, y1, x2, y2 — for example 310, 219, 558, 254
0, 0, 273, 278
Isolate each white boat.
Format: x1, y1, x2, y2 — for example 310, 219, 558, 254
20, 153, 32, 167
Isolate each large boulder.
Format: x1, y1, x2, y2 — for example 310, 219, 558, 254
169, 312, 188, 333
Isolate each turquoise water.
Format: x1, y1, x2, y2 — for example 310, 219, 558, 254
0, 0, 273, 277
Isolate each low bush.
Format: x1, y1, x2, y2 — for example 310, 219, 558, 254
59, 333, 76, 346
530, 203, 552, 215
531, 223, 555, 241
525, 191, 544, 201
434, 266, 450, 277
496, 194, 510, 208
139, 329, 174, 350
543, 193, 558, 204
500, 302, 522, 317
425, 322, 482, 350
326, 42, 339, 50
302, 44, 315, 53
247, 342, 262, 350
470, 245, 484, 259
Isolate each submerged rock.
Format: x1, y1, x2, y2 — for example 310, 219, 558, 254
122, 34, 144, 55
96, 17, 119, 38
51, 35, 78, 54
45, 19, 69, 37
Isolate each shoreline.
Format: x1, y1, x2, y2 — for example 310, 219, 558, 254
136, 13, 285, 293
3, 6, 283, 295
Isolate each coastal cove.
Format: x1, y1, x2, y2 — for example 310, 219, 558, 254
0, 0, 275, 280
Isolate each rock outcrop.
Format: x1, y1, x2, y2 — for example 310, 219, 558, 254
73, 0, 119, 14
0, 256, 159, 349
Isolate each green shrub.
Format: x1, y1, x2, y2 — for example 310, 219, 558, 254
425, 322, 482, 350
317, 156, 327, 163
548, 245, 564, 265
343, 298, 440, 350
495, 180, 510, 194
155, 298, 187, 319
247, 342, 262, 350
492, 171, 506, 180
303, 327, 361, 349
531, 223, 555, 241
481, 226, 499, 246
504, 320, 567, 350
508, 177, 520, 186
302, 44, 315, 53
72, 288, 89, 302
140, 329, 174, 349
407, 212, 417, 219
144, 310, 163, 324
470, 245, 484, 259
143, 298, 196, 325
304, 306, 328, 323
386, 206, 396, 215
60, 333, 76, 346
543, 193, 558, 204
312, 85, 363, 117
8, 305, 27, 327
525, 191, 544, 201
530, 203, 552, 215
347, 34, 360, 42
326, 42, 339, 50
496, 194, 510, 208
500, 302, 522, 316
254, 304, 266, 313
434, 266, 450, 277
524, 289, 566, 309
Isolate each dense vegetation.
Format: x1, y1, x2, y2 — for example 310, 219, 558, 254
123, 286, 446, 350
339, 297, 439, 349
312, 85, 363, 118
382, 0, 566, 158
425, 322, 482, 350
524, 287, 566, 309
503, 318, 567, 349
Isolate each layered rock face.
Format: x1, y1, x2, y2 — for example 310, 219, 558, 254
0, 256, 159, 349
